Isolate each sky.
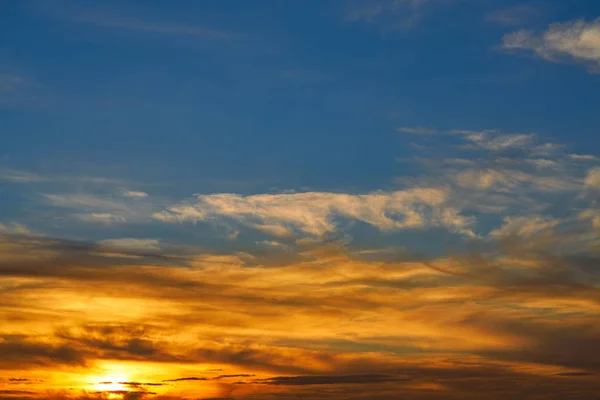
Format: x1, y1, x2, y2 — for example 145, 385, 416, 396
1, 0, 600, 399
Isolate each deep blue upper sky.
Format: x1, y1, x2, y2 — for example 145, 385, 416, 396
1, 0, 599, 251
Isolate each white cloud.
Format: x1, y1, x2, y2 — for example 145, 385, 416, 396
0, 73, 30, 105
454, 168, 581, 193
44, 192, 157, 224
154, 188, 475, 238
45, 194, 133, 213
47, 4, 238, 40
486, 4, 542, 27
397, 126, 437, 135
123, 190, 148, 198
570, 154, 598, 161
257, 240, 288, 248
458, 130, 535, 152
345, 0, 454, 31
403, 128, 599, 219
76, 213, 126, 224
503, 18, 600, 72
0, 169, 46, 183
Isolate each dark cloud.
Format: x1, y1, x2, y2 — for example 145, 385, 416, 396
119, 382, 166, 387
0, 334, 86, 369
162, 377, 207, 382
554, 371, 597, 377
214, 374, 255, 380
253, 373, 405, 385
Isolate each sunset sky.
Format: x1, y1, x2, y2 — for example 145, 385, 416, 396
1, 1, 600, 399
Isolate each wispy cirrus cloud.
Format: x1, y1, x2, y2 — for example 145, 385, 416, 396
394, 128, 600, 238
502, 18, 600, 72
486, 4, 543, 27
0, 72, 30, 106
42, 4, 239, 40
345, 0, 456, 31
44, 193, 156, 225
397, 126, 437, 135
97, 238, 161, 253
0, 167, 157, 227
488, 215, 561, 238
0, 169, 46, 183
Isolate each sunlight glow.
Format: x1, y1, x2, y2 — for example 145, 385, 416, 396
93, 372, 130, 392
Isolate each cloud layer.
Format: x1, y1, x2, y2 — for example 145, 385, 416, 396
0, 229, 599, 399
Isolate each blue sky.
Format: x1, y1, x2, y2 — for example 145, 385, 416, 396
1, 0, 600, 253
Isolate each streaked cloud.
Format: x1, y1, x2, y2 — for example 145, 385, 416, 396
76, 213, 127, 224
488, 215, 560, 238
43, 191, 157, 225
97, 238, 161, 253
345, 0, 455, 31
0, 73, 30, 106
486, 4, 543, 27
123, 190, 148, 198
503, 18, 600, 72
397, 126, 437, 135
48, 5, 239, 40
0, 169, 46, 183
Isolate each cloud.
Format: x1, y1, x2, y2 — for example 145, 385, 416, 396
488, 216, 560, 238
143, 128, 600, 242
0, 169, 46, 183
396, 128, 599, 223
97, 238, 161, 253
0, 334, 86, 369
123, 191, 149, 198
44, 193, 156, 224
52, 6, 238, 40
578, 209, 600, 230
0, 73, 30, 106
584, 167, 600, 188
502, 18, 600, 72
76, 213, 127, 224
570, 153, 598, 161
162, 377, 207, 382
153, 188, 475, 238
397, 126, 437, 135
345, 0, 455, 31
2, 128, 600, 400
454, 130, 536, 152
486, 4, 542, 27
0, 232, 600, 398
252, 373, 405, 385
0, 223, 30, 235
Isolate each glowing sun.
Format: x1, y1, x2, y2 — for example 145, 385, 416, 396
93, 372, 130, 392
